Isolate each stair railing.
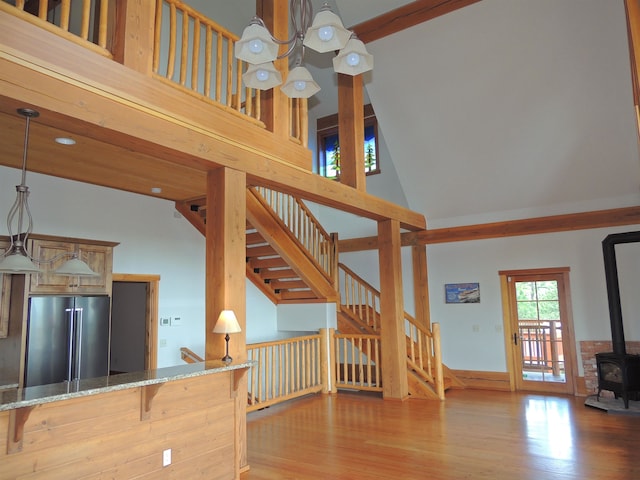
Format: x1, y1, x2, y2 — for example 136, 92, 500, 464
404, 316, 445, 400
251, 186, 336, 281
333, 332, 382, 392
338, 263, 381, 331
246, 332, 326, 412
180, 346, 203, 364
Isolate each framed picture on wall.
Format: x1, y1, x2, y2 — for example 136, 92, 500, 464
445, 283, 480, 304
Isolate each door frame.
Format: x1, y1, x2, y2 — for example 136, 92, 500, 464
112, 273, 160, 371
499, 267, 579, 395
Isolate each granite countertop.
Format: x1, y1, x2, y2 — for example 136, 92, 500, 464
0, 360, 255, 411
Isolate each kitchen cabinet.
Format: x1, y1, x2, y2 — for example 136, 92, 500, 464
28, 236, 117, 295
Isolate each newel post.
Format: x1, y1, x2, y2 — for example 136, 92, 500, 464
112, 0, 156, 75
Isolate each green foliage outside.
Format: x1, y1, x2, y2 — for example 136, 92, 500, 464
516, 281, 560, 320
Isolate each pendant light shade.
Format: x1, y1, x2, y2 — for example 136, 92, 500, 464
53, 255, 99, 277
235, 20, 279, 64
333, 37, 374, 76
0, 243, 41, 273
242, 62, 283, 90
280, 66, 320, 98
303, 6, 351, 53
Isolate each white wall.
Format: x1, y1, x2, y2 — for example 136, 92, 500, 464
0, 166, 279, 368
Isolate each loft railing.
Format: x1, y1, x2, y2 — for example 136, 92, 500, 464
338, 263, 381, 331
2, 0, 112, 57
251, 186, 336, 281
153, 0, 262, 123
246, 332, 327, 412
2, 0, 308, 144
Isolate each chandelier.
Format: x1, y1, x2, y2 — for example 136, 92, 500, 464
235, 0, 373, 98
0, 108, 98, 276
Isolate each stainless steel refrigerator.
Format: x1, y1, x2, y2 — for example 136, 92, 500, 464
24, 295, 111, 387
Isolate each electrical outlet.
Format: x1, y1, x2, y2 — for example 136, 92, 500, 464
160, 339, 167, 347
472, 325, 480, 333
163, 448, 172, 467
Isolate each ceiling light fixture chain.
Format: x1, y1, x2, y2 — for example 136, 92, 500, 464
235, 0, 373, 99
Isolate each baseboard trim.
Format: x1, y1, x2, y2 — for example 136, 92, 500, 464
451, 369, 511, 391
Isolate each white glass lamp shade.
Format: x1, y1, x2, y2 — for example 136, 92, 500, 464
53, 256, 99, 277
303, 8, 351, 53
213, 310, 242, 334
242, 62, 283, 90
333, 37, 374, 76
280, 66, 320, 98
235, 22, 279, 64
0, 247, 41, 274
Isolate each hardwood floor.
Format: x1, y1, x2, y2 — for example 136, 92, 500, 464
241, 389, 640, 479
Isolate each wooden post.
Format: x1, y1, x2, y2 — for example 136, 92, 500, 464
432, 322, 445, 400
412, 244, 431, 330
112, 0, 155, 74
377, 219, 409, 400
338, 73, 366, 190
257, 0, 290, 139
205, 167, 247, 473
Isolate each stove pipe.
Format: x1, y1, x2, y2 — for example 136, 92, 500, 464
602, 231, 640, 355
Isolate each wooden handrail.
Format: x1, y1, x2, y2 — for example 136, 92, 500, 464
180, 347, 203, 364
251, 186, 336, 280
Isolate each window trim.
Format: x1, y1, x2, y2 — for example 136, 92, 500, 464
316, 104, 380, 179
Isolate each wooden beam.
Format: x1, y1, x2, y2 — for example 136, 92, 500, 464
351, 0, 482, 44
338, 206, 640, 252
411, 245, 431, 330
338, 73, 365, 191
377, 219, 409, 400
205, 167, 248, 470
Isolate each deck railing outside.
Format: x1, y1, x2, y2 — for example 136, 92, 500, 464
251, 186, 336, 281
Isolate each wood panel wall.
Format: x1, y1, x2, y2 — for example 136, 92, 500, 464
0, 372, 240, 479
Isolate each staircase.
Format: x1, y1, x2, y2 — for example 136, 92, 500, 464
338, 263, 462, 399
176, 185, 460, 399
176, 187, 337, 303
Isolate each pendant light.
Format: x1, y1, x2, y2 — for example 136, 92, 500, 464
0, 108, 98, 277
235, 1, 373, 99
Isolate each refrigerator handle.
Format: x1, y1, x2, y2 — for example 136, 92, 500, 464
75, 308, 83, 381
66, 308, 75, 382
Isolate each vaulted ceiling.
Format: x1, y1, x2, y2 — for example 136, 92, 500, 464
1, 0, 638, 231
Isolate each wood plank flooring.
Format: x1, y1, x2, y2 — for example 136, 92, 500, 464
241, 389, 640, 479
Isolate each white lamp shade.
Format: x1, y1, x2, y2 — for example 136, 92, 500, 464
213, 310, 242, 334
0, 250, 41, 274
242, 62, 283, 90
53, 257, 99, 277
280, 66, 320, 98
235, 22, 279, 64
303, 9, 351, 53
333, 37, 374, 76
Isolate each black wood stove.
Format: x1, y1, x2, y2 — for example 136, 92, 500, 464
596, 231, 640, 408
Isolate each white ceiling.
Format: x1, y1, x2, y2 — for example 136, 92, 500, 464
322, 0, 640, 229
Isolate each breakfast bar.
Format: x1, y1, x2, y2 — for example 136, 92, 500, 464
0, 361, 253, 479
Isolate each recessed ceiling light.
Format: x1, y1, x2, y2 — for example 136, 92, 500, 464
55, 137, 76, 145
151, 187, 162, 194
